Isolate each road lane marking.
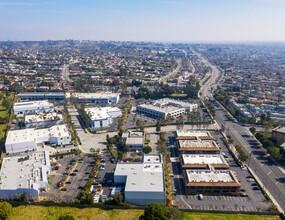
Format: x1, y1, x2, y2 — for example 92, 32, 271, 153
267, 171, 272, 175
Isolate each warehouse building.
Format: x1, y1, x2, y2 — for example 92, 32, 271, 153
180, 154, 229, 169
136, 98, 197, 120
18, 92, 65, 101
114, 154, 165, 206
5, 124, 71, 153
13, 100, 54, 115
66, 92, 120, 104
85, 107, 122, 130
0, 151, 51, 200
272, 126, 285, 146
183, 167, 240, 194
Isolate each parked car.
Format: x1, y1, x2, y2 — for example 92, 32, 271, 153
252, 186, 260, 190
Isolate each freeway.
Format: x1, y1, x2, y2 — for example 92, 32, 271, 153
195, 52, 223, 100
197, 51, 285, 213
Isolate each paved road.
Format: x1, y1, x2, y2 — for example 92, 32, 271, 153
214, 99, 285, 213
61, 63, 73, 83
159, 59, 182, 83
196, 53, 285, 213
195, 52, 223, 100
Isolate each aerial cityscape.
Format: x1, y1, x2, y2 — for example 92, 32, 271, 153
0, 0, 285, 220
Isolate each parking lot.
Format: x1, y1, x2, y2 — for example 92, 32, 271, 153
168, 131, 274, 212
42, 154, 96, 202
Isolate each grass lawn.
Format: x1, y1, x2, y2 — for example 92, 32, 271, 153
170, 93, 187, 98
8, 206, 281, 220
9, 205, 143, 220
182, 212, 280, 220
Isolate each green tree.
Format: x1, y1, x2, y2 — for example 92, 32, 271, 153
143, 146, 152, 154
114, 192, 124, 205
140, 203, 170, 220
0, 202, 12, 220
59, 214, 75, 220
249, 127, 256, 135
156, 120, 161, 132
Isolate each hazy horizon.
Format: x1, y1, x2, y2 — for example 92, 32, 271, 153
1, 0, 285, 42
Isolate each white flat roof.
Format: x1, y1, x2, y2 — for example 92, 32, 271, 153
185, 169, 236, 183
182, 154, 226, 165
115, 154, 164, 192
85, 107, 121, 120
0, 151, 50, 190
14, 100, 53, 109
176, 130, 212, 138
67, 92, 119, 99
25, 112, 63, 123
6, 124, 70, 145
138, 104, 184, 114
178, 140, 218, 149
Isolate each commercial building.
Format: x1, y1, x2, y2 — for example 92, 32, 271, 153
13, 100, 54, 115
66, 92, 120, 104
114, 154, 165, 206
24, 112, 63, 128
180, 154, 229, 169
177, 140, 220, 154
18, 92, 65, 101
175, 130, 213, 141
0, 151, 51, 200
137, 98, 197, 120
122, 131, 145, 151
85, 107, 122, 130
5, 124, 71, 153
183, 167, 240, 194
272, 126, 285, 146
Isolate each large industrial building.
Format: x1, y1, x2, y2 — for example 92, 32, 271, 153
17, 92, 120, 104
66, 92, 120, 104
13, 100, 54, 115
5, 124, 71, 153
114, 154, 165, 206
183, 167, 240, 194
137, 98, 197, 119
0, 151, 51, 200
18, 92, 65, 101
85, 107, 122, 130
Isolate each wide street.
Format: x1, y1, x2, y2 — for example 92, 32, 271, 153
215, 103, 285, 212
197, 52, 285, 213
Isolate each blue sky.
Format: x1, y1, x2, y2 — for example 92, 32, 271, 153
0, 0, 285, 42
